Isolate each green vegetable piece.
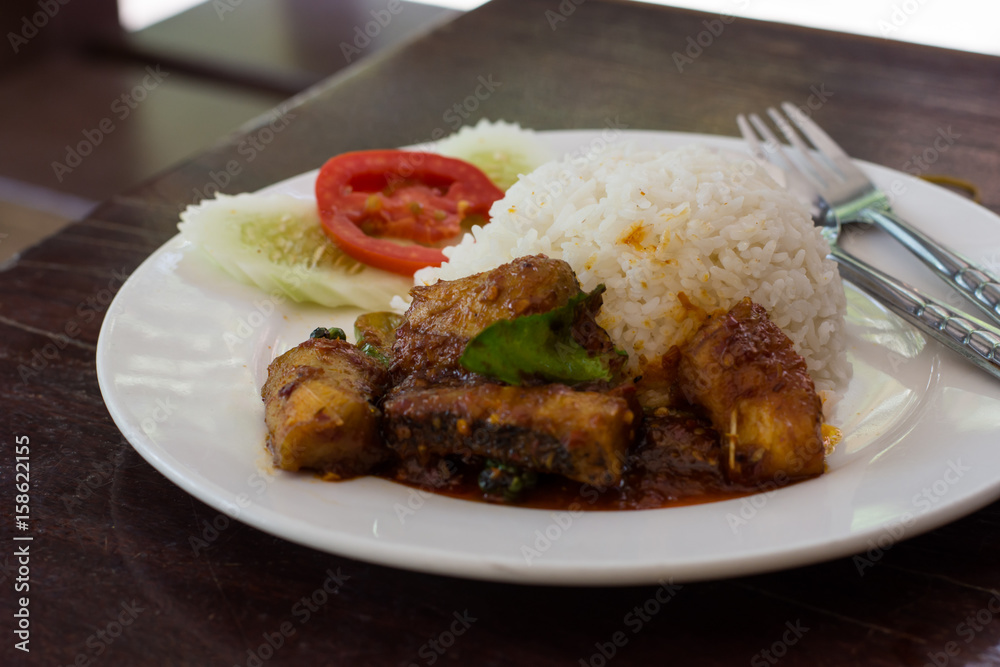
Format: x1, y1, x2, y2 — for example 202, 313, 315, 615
309, 327, 347, 340
435, 119, 554, 191
358, 342, 390, 366
353, 311, 403, 365
353, 312, 403, 349
459, 286, 623, 385
478, 459, 539, 502
175, 193, 412, 310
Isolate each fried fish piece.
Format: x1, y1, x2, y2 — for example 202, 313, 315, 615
677, 298, 824, 483
262, 338, 391, 477
625, 408, 727, 507
391, 255, 603, 388
383, 383, 638, 487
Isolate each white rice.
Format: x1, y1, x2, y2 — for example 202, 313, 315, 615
413, 143, 851, 399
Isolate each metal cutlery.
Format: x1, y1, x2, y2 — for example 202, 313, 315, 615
738, 107, 1000, 381
744, 102, 1000, 327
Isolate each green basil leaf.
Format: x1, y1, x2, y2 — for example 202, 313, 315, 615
459, 285, 623, 385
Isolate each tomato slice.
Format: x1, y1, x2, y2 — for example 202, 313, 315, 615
316, 150, 505, 275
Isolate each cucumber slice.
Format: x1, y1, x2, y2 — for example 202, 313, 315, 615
178, 193, 411, 309
436, 119, 554, 191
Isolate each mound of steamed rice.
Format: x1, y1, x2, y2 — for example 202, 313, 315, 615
413, 143, 851, 399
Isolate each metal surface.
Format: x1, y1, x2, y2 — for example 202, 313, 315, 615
738, 109, 1000, 381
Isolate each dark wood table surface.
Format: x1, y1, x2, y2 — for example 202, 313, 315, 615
5, 1, 1000, 665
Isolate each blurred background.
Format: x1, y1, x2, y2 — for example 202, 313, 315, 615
1, 0, 997, 265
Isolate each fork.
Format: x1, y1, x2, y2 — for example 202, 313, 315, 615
746, 102, 1000, 327
738, 108, 1000, 382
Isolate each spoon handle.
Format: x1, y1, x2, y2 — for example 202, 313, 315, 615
858, 207, 1000, 327
831, 246, 1000, 381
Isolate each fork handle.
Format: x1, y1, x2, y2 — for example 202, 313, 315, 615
858, 207, 1000, 327
831, 246, 1000, 381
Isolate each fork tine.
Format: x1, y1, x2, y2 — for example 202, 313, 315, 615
765, 107, 838, 187
736, 114, 768, 162
746, 112, 797, 171
738, 113, 791, 187
742, 113, 826, 214
780, 102, 856, 175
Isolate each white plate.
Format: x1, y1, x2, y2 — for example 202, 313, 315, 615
96, 130, 1000, 585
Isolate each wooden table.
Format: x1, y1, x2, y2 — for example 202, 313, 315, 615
5, 1, 1000, 664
